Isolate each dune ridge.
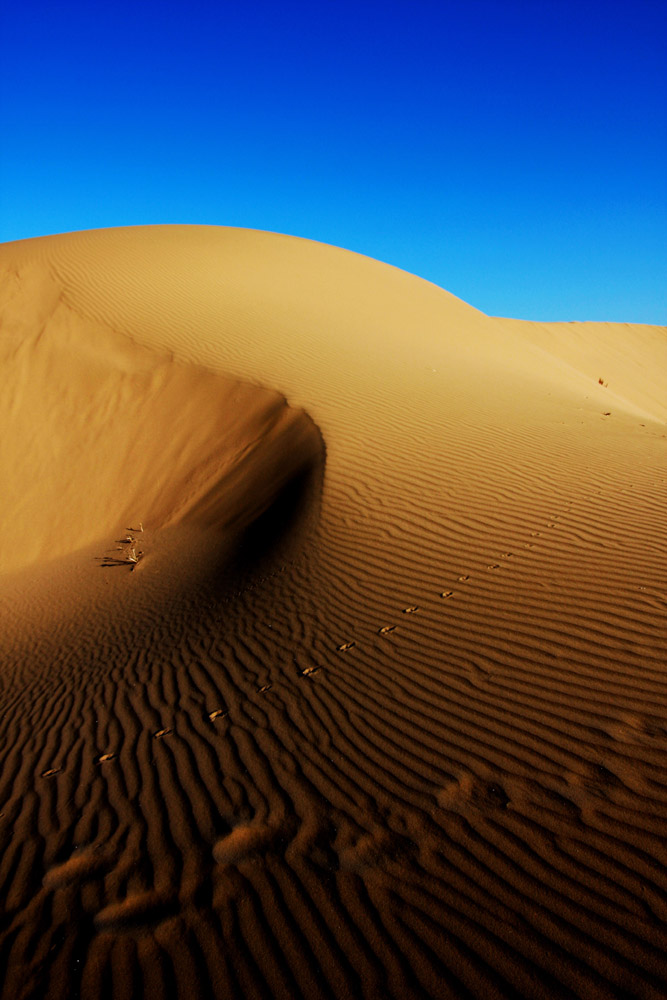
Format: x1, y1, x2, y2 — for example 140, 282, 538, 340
0, 272, 322, 575
0, 227, 665, 1000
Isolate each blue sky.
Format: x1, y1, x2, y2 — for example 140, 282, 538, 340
1, 0, 665, 321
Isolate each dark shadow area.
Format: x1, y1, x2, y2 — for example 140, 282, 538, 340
224, 447, 326, 588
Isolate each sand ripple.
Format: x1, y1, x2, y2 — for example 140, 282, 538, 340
1, 227, 666, 1000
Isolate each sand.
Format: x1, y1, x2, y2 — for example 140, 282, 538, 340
0, 225, 665, 1000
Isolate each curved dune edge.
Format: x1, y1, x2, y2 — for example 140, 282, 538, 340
1, 227, 666, 1000
0, 264, 323, 575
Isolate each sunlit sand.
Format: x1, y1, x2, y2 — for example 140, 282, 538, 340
1, 226, 665, 1000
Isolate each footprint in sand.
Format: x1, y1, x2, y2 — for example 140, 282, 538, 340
96, 753, 116, 765
378, 625, 397, 634
41, 767, 62, 779
300, 666, 321, 676
501, 552, 513, 559
208, 709, 228, 721
402, 606, 419, 614
258, 684, 272, 693
337, 641, 355, 651
440, 590, 454, 599
531, 531, 541, 537
458, 575, 470, 582
153, 728, 173, 739
487, 563, 500, 570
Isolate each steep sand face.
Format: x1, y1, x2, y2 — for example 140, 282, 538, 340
0, 314, 321, 575
0, 227, 666, 1000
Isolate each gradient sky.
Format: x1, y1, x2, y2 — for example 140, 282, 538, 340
1, 0, 665, 321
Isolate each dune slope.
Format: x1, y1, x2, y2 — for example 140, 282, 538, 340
0, 227, 666, 1000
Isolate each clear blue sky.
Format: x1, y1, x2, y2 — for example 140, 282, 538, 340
1, 1, 665, 321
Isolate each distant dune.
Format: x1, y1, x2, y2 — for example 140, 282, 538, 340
1, 226, 665, 1000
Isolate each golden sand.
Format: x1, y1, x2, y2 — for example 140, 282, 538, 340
1, 227, 665, 1000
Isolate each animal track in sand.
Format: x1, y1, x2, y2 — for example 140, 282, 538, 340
437, 503, 575, 607
443, 504, 570, 599
329, 492, 608, 671
330, 500, 577, 656
325, 497, 579, 666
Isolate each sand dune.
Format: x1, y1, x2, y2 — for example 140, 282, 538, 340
1, 226, 665, 1000
0, 313, 321, 575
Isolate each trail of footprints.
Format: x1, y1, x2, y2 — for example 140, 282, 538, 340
335, 503, 565, 653
32, 494, 663, 948
334, 485, 653, 669
38, 497, 608, 788
39, 668, 325, 781
36, 504, 567, 782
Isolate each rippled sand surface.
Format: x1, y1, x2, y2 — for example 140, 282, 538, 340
1, 226, 666, 1000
